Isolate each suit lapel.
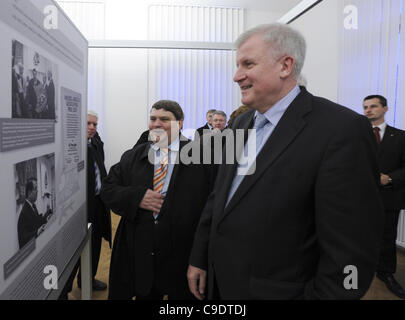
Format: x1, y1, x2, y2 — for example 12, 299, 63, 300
378, 125, 393, 157
219, 90, 313, 221
139, 142, 155, 188
214, 112, 255, 214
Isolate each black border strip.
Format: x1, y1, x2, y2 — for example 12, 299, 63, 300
286, 0, 324, 24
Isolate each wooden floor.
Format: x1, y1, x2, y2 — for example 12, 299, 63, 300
67, 212, 405, 300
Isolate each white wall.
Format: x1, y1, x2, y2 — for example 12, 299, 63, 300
59, 0, 290, 169
100, 0, 284, 169
290, 0, 339, 103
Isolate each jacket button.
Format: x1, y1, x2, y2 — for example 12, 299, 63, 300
154, 220, 159, 225
150, 252, 155, 256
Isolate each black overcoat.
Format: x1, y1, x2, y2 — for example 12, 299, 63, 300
101, 138, 215, 299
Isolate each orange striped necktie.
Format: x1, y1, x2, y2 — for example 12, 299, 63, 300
153, 148, 169, 218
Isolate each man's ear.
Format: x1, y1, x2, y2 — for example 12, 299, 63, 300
280, 55, 295, 78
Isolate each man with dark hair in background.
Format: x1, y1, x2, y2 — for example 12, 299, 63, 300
101, 100, 216, 300
17, 178, 52, 249
363, 94, 405, 299
195, 109, 216, 138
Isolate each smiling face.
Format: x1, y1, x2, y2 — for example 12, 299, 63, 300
149, 108, 183, 146
233, 33, 295, 113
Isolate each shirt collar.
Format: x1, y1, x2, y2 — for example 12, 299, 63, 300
151, 136, 180, 152
254, 85, 301, 125
374, 122, 387, 131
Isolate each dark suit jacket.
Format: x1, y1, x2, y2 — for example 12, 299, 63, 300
45, 80, 55, 119
195, 123, 211, 139
134, 130, 150, 148
377, 125, 405, 210
101, 138, 216, 299
189, 87, 384, 299
88, 133, 111, 245
26, 78, 40, 117
17, 201, 48, 249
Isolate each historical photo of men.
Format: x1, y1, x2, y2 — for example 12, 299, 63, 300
14, 154, 56, 250
11, 40, 57, 120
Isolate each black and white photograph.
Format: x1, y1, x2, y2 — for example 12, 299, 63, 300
11, 39, 57, 120
14, 153, 55, 250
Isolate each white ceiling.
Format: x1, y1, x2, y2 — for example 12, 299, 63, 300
147, 0, 302, 13
57, 0, 303, 16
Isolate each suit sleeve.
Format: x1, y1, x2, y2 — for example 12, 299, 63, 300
100, 151, 148, 222
189, 191, 215, 270
387, 131, 405, 187
18, 214, 37, 248
306, 115, 384, 299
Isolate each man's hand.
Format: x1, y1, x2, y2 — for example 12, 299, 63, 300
187, 265, 207, 300
380, 173, 392, 186
139, 189, 164, 213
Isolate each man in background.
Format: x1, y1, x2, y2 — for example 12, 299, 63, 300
60, 110, 111, 299
363, 95, 405, 299
195, 109, 216, 138
211, 110, 227, 132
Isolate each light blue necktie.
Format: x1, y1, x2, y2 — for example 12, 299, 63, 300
88, 139, 101, 195
225, 113, 269, 206
253, 113, 269, 152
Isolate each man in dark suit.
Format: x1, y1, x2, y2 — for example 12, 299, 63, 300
59, 111, 111, 299
82, 111, 112, 290
44, 70, 55, 119
363, 95, 405, 299
17, 178, 52, 249
195, 109, 216, 138
187, 23, 384, 300
26, 69, 41, 119
101, 100, 216, 300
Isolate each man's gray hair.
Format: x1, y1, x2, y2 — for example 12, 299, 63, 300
88, 110, 98, 118
212, 110, 227, 120
235, 23, 306, 79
